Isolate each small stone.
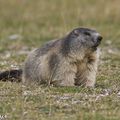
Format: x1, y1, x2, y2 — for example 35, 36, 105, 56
105, 40, 112, 45
8, 34, 22, 40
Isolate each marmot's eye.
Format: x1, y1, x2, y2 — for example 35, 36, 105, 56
84, 32, 91, 36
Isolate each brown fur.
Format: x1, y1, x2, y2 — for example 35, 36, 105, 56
22, 27, 102, 87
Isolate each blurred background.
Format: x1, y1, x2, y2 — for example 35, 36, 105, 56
0, 0, 120, 49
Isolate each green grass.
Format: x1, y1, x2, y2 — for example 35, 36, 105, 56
0, 0, 120, 120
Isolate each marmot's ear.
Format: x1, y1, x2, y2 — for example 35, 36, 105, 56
73, 29, 80, 36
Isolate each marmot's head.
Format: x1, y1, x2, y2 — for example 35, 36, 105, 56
67, 27, 103, 52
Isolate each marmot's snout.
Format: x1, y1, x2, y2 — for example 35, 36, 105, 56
93, 34, 103, 48
97, 35, 103, 42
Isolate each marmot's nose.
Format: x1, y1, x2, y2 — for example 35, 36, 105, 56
97, 35, 103, 42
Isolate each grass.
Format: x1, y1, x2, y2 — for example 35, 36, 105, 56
0, 0, 120, 119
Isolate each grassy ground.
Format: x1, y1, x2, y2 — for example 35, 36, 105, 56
0, 0, 120, 120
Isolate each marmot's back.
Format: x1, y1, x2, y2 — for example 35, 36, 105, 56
22, 39, 62, 84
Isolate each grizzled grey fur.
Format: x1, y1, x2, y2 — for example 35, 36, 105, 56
22, 27, 102, 87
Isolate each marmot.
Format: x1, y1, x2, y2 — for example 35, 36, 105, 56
0, 27, 102, 87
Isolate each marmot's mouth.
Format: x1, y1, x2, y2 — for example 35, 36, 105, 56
92, 42, 101, 50
94, 40, 101, 47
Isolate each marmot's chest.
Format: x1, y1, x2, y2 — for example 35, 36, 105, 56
75, 55, 95, 73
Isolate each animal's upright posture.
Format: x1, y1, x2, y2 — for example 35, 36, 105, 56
22, 27, 102, 87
